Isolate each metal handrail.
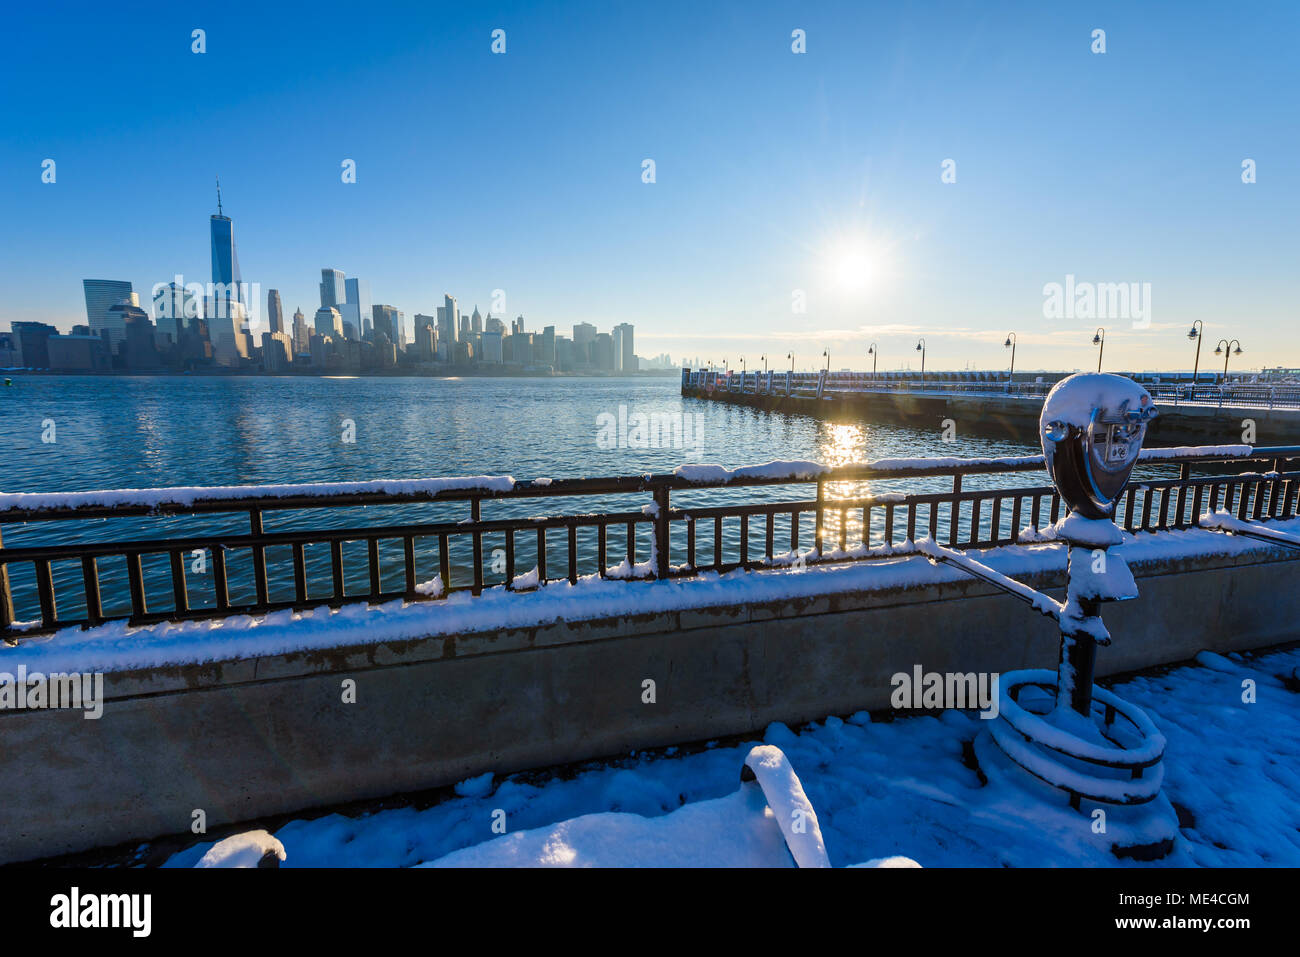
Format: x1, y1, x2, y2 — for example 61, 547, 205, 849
3, 446, 1299, 643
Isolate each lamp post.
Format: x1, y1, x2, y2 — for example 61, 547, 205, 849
822, 349, 830, 372
915, 338, 926, 380
1092, 327, 1105, 372
760, 354, 768, 373
1214, 339, 1242, 384
1187, 321, 1204, 384
1004, 332, 1017, 385
787, 352, 794, 372
867, 342, 878, 380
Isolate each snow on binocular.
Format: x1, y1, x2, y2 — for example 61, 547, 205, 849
1040, 373, 1158, 520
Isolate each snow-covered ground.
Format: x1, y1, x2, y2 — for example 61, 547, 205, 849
158, 644, 1299, 868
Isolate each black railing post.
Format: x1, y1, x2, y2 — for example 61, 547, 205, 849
471, 498, 483, 595
815, 480, 825, 555
0, 526, 13, 638
654, 484, 671, 578
249, 509, 269, 607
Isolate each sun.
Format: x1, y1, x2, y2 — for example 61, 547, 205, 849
827, 239, 874, 293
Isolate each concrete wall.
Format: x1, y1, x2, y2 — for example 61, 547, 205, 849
2, 544, 1296, 863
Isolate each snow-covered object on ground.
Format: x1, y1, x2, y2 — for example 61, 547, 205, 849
193, 830, 286, 868
155, 646, 1299, 868
741, 745, 829, 868
1040, 373, 1153, 430
422, 787, 794, 867
413, 575, 444, 598
0, 475, 517, 512
454, 772, 495, 799
510, 567, 541, 590
422, 745, 832, 868
850, 856, 922, 868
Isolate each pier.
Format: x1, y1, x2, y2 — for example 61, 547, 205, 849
1, 445, 1298, 862
681, 369, 1300, 444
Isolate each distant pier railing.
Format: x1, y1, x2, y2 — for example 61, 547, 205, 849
3, 446, 1299, 643
681, 368, 1300, 410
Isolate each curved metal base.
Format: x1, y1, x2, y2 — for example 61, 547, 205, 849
972, 731, 1178, 860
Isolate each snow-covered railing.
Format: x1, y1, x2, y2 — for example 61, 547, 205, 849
1, 445, 1297, 643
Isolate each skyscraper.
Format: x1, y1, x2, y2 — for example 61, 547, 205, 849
539, 325, 556, 366
267, 289, 284, 335
82, 279, 136, 350
320, 269, 346, 309
292, 308, 310, 355
210, 178, 242, 306
613, 323, 635, 372
371, 304, 399, 345
315, 305, 344, 340
572, 322, 596, 366
344, 277, 372, 338
443, 294, 459, 344
471, 305, 483, 335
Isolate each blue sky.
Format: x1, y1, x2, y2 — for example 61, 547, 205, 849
3, 0, 1296, 371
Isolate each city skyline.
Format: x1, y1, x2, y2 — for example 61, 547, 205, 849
3, 1, 1297, 373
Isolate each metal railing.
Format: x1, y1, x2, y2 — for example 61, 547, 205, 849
2, 446, 1299, 643
683, 369, 1300, 409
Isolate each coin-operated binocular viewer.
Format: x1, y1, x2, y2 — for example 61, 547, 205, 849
919, 373, 1177, 857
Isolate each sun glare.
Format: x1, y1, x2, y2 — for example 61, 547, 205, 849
827, 239, 874, 293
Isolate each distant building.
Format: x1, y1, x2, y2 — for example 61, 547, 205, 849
0, 331, 21, 368
539, 325, 556, 366
309, 333, 330, 367
319, 268, 346, 309
82, 280, 137, 350
591, 332, 615, 371
47, 333, 111, 371
291, 308, 310, 355
555, 335, 575, 371
344, 277, 372, 338
613, 323, 635, 372
480, 330, 503, 363
208, 302, 251, 367
572, 322, 596, 366
10, 321, 59, 369
315, 305, 344, 340
416, 322, 437, 362
443, 295, 459, 345
122, 311, 163, 370
210, 181, 243, 321
267, 289, 285, 335
261, 331, 294, 371
471, 305, 483, 335
371, 304, 399, 345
